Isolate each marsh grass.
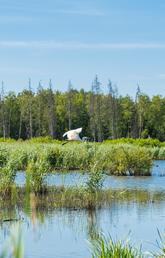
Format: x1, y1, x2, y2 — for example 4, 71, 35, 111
0, 141, 163, 194
86, 161, 104, 192
152, 230, 165, 257
26, 155, 50, 193
0, 142, 153, 171
0, 224, 23, 258
0, 165, 16, 197
91, 234, 142, 258
103, 138, 162, 147
90, 232, 165, 258
94, 144, 152, 176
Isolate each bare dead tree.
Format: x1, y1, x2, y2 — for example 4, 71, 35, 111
28, 78, 33, 138
0, 81, 6, 139
67, 80, 72, 130
89, 82, 96, 141
47, 79, 56, 138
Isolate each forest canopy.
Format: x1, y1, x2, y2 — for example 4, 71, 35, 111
0, 77, 165, 141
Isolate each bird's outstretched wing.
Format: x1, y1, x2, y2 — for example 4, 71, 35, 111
63, 128, 82, 138
74, 128, 82, 134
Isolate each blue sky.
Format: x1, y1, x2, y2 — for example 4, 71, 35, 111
0, 0, 165, 96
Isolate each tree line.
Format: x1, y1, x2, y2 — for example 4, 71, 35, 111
0, 76, 165, 141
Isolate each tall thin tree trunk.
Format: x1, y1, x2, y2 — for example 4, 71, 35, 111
67, 81, 72, 130
89, 84, 96, 141
28, 79, 33, 138
1, 82, 6, 139
19, 112, 22, 139
48, 79, 56, 138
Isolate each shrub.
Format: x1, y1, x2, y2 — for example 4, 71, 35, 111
95, 144, 152, 176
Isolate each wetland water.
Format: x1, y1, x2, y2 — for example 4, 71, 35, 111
1, 160, 165, 257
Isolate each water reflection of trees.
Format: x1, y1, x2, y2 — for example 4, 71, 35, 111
0, 188, 165, 244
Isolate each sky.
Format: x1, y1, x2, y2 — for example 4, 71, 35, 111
0, 0, 165, 96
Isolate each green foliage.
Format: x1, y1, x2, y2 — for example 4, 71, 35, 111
26, 154, 50, 193
91, 235, 141, 258
0, 156, 17, 196
94, 144, 152, 176
0, 224, 23, 258
0, 142, 155, 179
0, 167, 15, 196
0, 86, 165, 141
28, 136, 61, 144
0, 138, 16, 143
104, 138, 161, 147
86, 166, 104, 192
0, 148, 9, 167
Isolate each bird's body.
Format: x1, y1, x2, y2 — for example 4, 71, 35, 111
63, 128, 82, 141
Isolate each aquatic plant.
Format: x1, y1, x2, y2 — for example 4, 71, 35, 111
0, 142, 155, 193
152, 230, 165, 257
0, 224, 23, 258
0, 141, 161, 181
26, 155, 50, 193
0, 159, 17, 196
90, 234, 141, 258
86, 161, 104, 192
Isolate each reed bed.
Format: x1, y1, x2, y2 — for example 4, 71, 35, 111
0, 141, 154, 171
0, 141, 164, 194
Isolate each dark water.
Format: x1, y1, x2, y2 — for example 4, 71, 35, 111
1, 160, 165, 257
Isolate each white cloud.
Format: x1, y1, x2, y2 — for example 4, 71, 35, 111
0, 41, 165, 50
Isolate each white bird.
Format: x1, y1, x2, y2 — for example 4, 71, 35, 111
63, 127, 82, 141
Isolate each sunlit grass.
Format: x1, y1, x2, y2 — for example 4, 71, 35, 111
90, 234, 141, 258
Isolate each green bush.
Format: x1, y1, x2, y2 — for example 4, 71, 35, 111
95, 144, 152, 176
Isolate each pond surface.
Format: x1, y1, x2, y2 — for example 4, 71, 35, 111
15, 160, 165, 191
1, 160, 165, 257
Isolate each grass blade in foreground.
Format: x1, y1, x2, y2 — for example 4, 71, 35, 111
0, 224, 23, 258
90, 235, 142, 258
